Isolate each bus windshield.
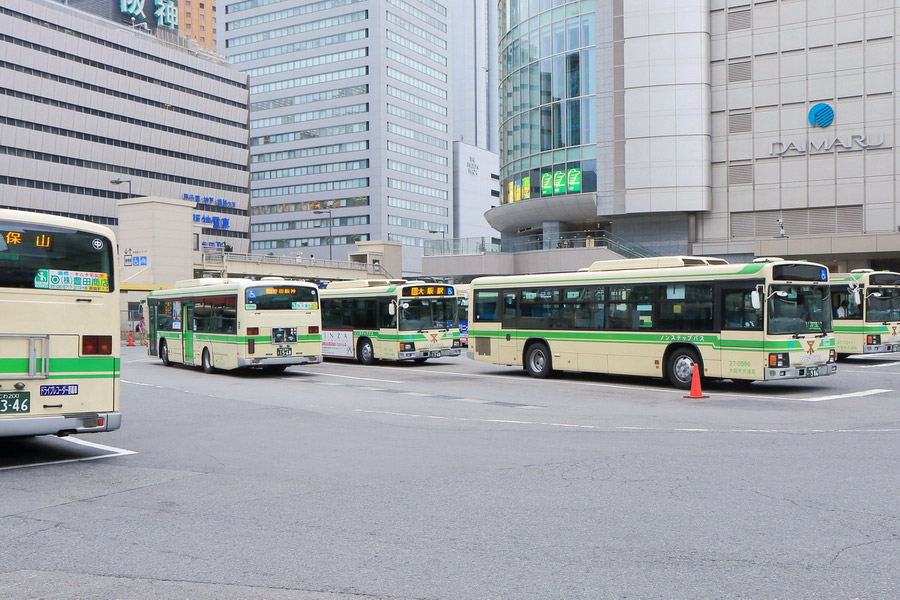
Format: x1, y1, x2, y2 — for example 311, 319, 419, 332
0, 221, 114, 291
768, 285, 832, 334
246, 285, 318, 310
866, 288, 900, 322
399, 297, 458, 331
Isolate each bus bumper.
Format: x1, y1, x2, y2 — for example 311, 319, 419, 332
764, 363, 837, 380
0, 412, 122, 438
864, 343, 900, 353
399, 348, 462, 360
237, 355, 322, 367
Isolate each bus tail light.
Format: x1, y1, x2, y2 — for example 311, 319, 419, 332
82, 335, 113, 355
768, 353, 789, 368
867, 334, 881, 345
309, 326, 319, 334
400, 342, 415, 352
248, 339, 255, 354
247, 327, 259, 336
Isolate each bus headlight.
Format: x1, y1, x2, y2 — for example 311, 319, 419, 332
400, 342, 415, 352
768, 352, 789, 368
866, 334, 881, 345
452, 339, 460, 348
829, 349, 836, 363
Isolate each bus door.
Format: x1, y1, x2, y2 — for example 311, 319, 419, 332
498, 290, 520, 364
147, 300, 158, 357
719, 286, 764, 380
183, 303, 196, 365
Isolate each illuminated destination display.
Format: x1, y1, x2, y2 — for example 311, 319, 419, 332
2, 230, 53, 250
402, 285, 456, 297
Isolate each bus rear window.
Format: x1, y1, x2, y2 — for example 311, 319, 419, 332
245, 285, 318, 310
0, 222, 113, 291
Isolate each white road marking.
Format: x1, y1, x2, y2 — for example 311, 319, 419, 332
401, 392, 433, 397
858, 362, 900, 369
0, 437, 136, 472
353, 409, 900, 434
794, 389, 893, 402
281, 372, 402, 384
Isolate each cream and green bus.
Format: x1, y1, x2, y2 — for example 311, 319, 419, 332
147, 277, 322, 373
469, 256, 838, 388
830, 270, 900, 357
0, 208, 121, 437
320, 279, 462, 364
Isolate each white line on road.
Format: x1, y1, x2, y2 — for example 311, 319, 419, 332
794, 389, 893, 402
353, 409, 900, 434
280, 373, 402, 384
0, 437, 137, 472
857, 362, 900, 369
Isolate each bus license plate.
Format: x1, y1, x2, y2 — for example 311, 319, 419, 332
0, 391, 30, 414
277, 347, 292, 357
428, 350, 441, 358
805, 367, 819, 378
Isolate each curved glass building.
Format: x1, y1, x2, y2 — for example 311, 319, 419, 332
490, 0, 712, 256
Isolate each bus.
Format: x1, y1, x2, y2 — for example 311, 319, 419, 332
320, 279, 462, 364
469, 256, 838, 388
147, 277, 322, 373
0, 208, 121, 437
830, 270, 900, 357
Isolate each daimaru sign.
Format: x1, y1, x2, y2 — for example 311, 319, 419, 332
769, 103, 885, 156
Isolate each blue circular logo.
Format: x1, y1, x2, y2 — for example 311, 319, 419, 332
808, 103, 834, 128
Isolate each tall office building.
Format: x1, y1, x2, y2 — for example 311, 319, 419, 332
219, 0, 452, 274
181, 0, 220, 51
0, 0, 251, 251
486, 0, 900, 271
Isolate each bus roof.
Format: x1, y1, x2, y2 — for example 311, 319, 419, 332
150, 277, 317, 296
584, 256, 729, 272
325, 278, 407, 290
830, 271, 900, 285
0, 208, 117, 242
471, 256, 827, 287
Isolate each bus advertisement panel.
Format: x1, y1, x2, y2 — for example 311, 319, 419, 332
830, 271, 900, 356
320, 280, 462, 364
469, 256, 837, 388
148, 278, 322, 373
0, 209, 121, 438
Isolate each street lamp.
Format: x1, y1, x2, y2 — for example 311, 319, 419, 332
110, 178, 132, 197
313, 209, 333, 260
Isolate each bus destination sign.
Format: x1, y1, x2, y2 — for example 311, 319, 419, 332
402, 285, 455, 297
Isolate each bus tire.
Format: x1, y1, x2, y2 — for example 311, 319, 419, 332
413, 357, 428, 364
202, 348, 215, 374
159, 340, 171, 366
357, 339, 376, 366
263, 365, 287, 373
525, 343, 553, 378
667, 347, 700, 390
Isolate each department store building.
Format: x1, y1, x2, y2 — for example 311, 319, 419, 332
470, 0, 900, 275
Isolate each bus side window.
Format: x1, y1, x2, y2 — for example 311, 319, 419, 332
473, 290, 499, 321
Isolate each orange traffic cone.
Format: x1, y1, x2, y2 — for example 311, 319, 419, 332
683, 364, 709, 399
127, 330, 135, 347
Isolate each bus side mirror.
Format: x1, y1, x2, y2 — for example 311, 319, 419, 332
852, 289, 861, 305
388, 303, 396, 316
750, 290, 761, 310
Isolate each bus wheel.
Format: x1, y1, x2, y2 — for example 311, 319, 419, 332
159, 340, 172, 366
202, 348, 215, 374
264, 365, 287, 373
358, 339, 376, 366
667, 347, 700, 389
413, 357, 428, 364
525, 343, 553, 378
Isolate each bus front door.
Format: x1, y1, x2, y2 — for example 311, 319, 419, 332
183, 304, 195, 365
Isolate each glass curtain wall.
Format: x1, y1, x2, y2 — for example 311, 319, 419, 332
498, 0, 598, 204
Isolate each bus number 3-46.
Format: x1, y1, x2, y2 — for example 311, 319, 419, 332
0, 397, 30, 413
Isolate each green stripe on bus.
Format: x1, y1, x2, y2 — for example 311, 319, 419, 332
0, 357, 119, 373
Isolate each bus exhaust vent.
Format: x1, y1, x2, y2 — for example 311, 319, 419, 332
175, 278, 247, 287
325, 279, 407, 289
474, 337, 491, 357
586, 256, 729, 272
